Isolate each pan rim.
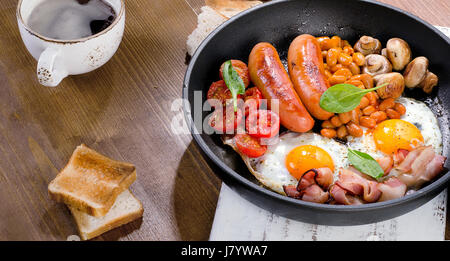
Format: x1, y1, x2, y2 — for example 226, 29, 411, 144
183, 0, 450, 212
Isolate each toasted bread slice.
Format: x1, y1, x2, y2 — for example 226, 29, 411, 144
48, 144, 136, 217
69, 189, 143, 240
206, 0, 263, 19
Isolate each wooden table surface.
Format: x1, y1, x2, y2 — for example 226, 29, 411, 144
0, 0, 449, 241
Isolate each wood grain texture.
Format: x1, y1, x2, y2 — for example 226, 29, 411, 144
376, 0, 450, 27
0, 0, 448, 241
0, 0, 221, 240
186, 0, 450, 27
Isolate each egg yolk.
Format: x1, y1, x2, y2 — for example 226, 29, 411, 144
285, 145, 335, 180
373, 119, 424, 155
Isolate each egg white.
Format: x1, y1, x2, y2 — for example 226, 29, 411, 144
347, 97, 443, 159
224, 98, 442, 195
225, 132, 348, 194
397, 97, 442, 154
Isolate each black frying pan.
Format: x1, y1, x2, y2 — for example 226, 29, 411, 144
183, 0, 450, 225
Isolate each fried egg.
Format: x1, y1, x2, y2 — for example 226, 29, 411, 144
225, 132, 348, 194
397, 97, 442, 154
224, 97, 442, 196
348, 97, 442, 158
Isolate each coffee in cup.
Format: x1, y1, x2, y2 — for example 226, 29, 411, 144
17, 0, 125, 87
27, 0, 117, 40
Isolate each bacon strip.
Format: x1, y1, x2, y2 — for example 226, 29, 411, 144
396, 146, 426, 173
301, 184, 329, 203
377, 156, 393, 176
329, 185, 363, 205
283, 185, 301, 199
285, 146, 445, 205
423, 155, 446, 181
377, 177, 407, 202
284, 168, 332, 204
335, 169, 364, 195
296, 169, 316, 191
393, 146, 446, 188
334, 169, 381, 203
393, 149, 409, 165
315, 167, 334, 190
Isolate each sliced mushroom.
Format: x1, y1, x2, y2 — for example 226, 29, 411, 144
354, 36, 382, 56
419, 71, 438, 94
386, 38, 412, 71
403, 56, 429, 88
362, 54, 392, 76
373, 72, 405, 99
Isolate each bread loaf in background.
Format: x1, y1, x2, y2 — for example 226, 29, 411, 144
206, 0, 263, 19
186, 0, 264, 56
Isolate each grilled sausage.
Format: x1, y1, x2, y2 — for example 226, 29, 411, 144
248, 42, 314, 132
288, 34, 334, 120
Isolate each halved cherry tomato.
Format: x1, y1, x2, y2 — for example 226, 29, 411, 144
219, 60, 250, 88
207, 80, 234, 108
235, 133, 267, 158
208, 107, 243, 134
246, 110, 280, 138
243, 87, 263, 116
244, 87, 263, 105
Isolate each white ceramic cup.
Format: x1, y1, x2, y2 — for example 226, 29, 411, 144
17, 0, 125, 87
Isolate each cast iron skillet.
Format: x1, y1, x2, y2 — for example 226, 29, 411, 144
183, 0, 450, 225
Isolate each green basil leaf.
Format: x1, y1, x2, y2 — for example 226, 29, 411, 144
348, 149, 384, 179
319, 83, 388, 113
222, 60, 246, 112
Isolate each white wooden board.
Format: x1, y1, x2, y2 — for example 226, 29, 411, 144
209, 26, 450, 241
210, 184, 447, 241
